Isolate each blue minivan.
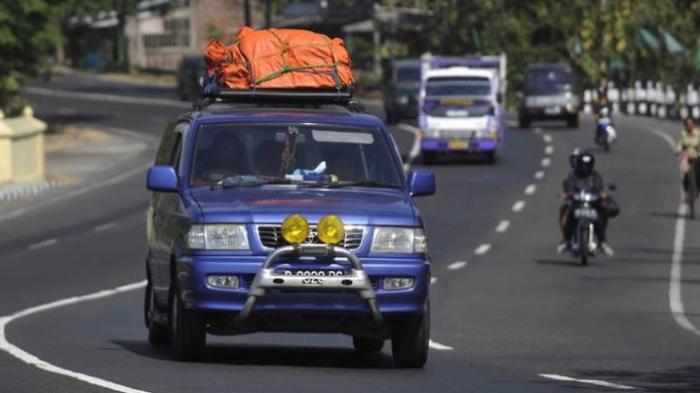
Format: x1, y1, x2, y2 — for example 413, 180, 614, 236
144, 90, 436, 368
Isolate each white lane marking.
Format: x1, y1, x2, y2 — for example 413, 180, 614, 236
430, 277, 437, 285
0, 281, 150, 393
524, 184, 537, 195
446, 261, 467, 271
533, 127, 542, 135
27, 239, 58, 250
397, 123, 422, 171
542, 134, 552, 143
495, 220, 510, 233
428, 339, 454, 351
645, 127, 700, 337
474, 244, 491, 255
539, 374, 636, 390
512, 200, 525, 212
0, 163, 150, 222
541, 157, 551, 167
26, 86, 189, 109
534, 170, 545, 180
545, 145, 554, 155
93, 222, 118, 232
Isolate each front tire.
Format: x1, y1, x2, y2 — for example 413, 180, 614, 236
519, 115, 530, 129
391, 303, 430, 368
169, 285, 205, 361
567, 115, 579, 128
353, 337, 384, 353
422, 151, 436, 165
579, 227, 589, 266
145, 280, 169, 347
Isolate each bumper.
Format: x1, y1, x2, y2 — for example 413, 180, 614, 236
421, 137, 498, 153
522, 106, 578, 120
175, 252, 430, 316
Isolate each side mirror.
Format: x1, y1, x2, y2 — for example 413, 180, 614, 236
407, 170, 436, 197
147, 165, 179, 193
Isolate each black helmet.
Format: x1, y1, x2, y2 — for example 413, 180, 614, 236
574, 151, 595, 176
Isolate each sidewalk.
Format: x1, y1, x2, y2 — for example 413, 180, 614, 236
0, 124, 152, 208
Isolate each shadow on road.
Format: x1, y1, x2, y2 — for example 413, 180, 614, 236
536, 259, 594, 267
112, 339, 397, 369
650, 211, 686, 220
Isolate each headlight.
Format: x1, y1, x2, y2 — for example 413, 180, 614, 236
371, 227, 427, 253
281, 214, 309, 244
317, 214, 345, 245
187, 224, 249, 250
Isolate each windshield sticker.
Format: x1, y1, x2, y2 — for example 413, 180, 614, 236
311, 130, 374, 144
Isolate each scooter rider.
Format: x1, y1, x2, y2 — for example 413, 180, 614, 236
558, 151, 615, 256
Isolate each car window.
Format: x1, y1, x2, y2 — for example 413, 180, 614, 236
526, 68, 576, 94
396, 66, 421, 83
426, 76, 491, 96
189, 123, 403, 187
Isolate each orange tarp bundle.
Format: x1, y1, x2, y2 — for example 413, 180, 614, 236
204, 27, 355, 90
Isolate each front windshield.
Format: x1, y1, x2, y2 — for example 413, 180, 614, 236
396, 66, 421, 83
190, 123, 403, 188
426, 76, 492, 96
526, 68, 575, 94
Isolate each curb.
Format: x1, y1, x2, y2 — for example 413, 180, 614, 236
0, 179, 65, 204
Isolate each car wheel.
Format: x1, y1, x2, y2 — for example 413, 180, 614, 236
567, 115, 579, 128
391, 303, 429, 368
169, 284, 205, 361
145, 279, 169, 347
485, 150, 497, 164
353, 337, 384, 352
519, 116, 530, 129
422, 151, 436, 165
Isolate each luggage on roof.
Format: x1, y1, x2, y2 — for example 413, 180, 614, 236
204, 27, 355, 91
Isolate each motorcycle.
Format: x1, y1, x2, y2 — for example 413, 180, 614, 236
567, 189, 602, 266
595, 110, 617, 152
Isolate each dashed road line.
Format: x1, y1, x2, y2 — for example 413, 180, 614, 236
430, 277, 437, 285
539, 374, 636, 390
542, 134, 552, 143
495, 220, 510, 233
446, 261, 467, 271
0, 281, 150, 393
545, 145, 554, 155
533, 127, 542, 134
512, 201, 525, 212
541, 157, 551, 167
524, 184, 537, 195
93, 222, 118, 232
397, 123, 422, 171
474, 244, 491, 255
27, 239, 58, 251
534, 170, 545, 180
428, 340, 455, 351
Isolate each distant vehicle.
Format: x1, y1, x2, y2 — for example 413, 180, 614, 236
418, 54, 507, 164
144, 88, 435, 368
595, 107, 616, 152
384, 59, 421, 123
176, 55, 206, 101
519, 63, 579, 128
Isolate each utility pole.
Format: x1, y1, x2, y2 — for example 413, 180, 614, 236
244, 0, 252, 27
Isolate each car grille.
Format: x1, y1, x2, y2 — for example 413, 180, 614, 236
257, 225, 365, 250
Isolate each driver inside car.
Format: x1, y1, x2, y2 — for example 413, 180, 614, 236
193, 132, 251, 183
558, 151, 615, 256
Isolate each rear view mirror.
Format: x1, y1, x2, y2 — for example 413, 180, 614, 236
147, 165, 179, 192
407, 170, 436, 197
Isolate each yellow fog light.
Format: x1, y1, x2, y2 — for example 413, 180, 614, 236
317, 214, 345, 245
281, 214, 309, 244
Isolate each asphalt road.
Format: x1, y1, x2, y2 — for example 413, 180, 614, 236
0, 73, 699, 392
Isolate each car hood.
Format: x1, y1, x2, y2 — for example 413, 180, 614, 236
189, 186, 418, 226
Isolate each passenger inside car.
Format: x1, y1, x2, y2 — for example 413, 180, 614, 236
193, 132, 251, 183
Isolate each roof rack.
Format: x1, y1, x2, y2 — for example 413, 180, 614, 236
194, 87, 359, 111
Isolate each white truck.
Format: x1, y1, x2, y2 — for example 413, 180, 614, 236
418, 54, 507, 164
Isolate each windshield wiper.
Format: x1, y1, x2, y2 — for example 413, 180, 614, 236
299, 180, 400, 189
212, 176, 293, 190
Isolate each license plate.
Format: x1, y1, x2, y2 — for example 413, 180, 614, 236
545, 106, 561, 115
446, 109, 469, 117
279, 269, 346, 277
448, 139, 469, 150
574, 208, 597, 219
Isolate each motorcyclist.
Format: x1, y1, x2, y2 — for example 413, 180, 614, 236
558, 151, 615, 256
677, 117, 700, 201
